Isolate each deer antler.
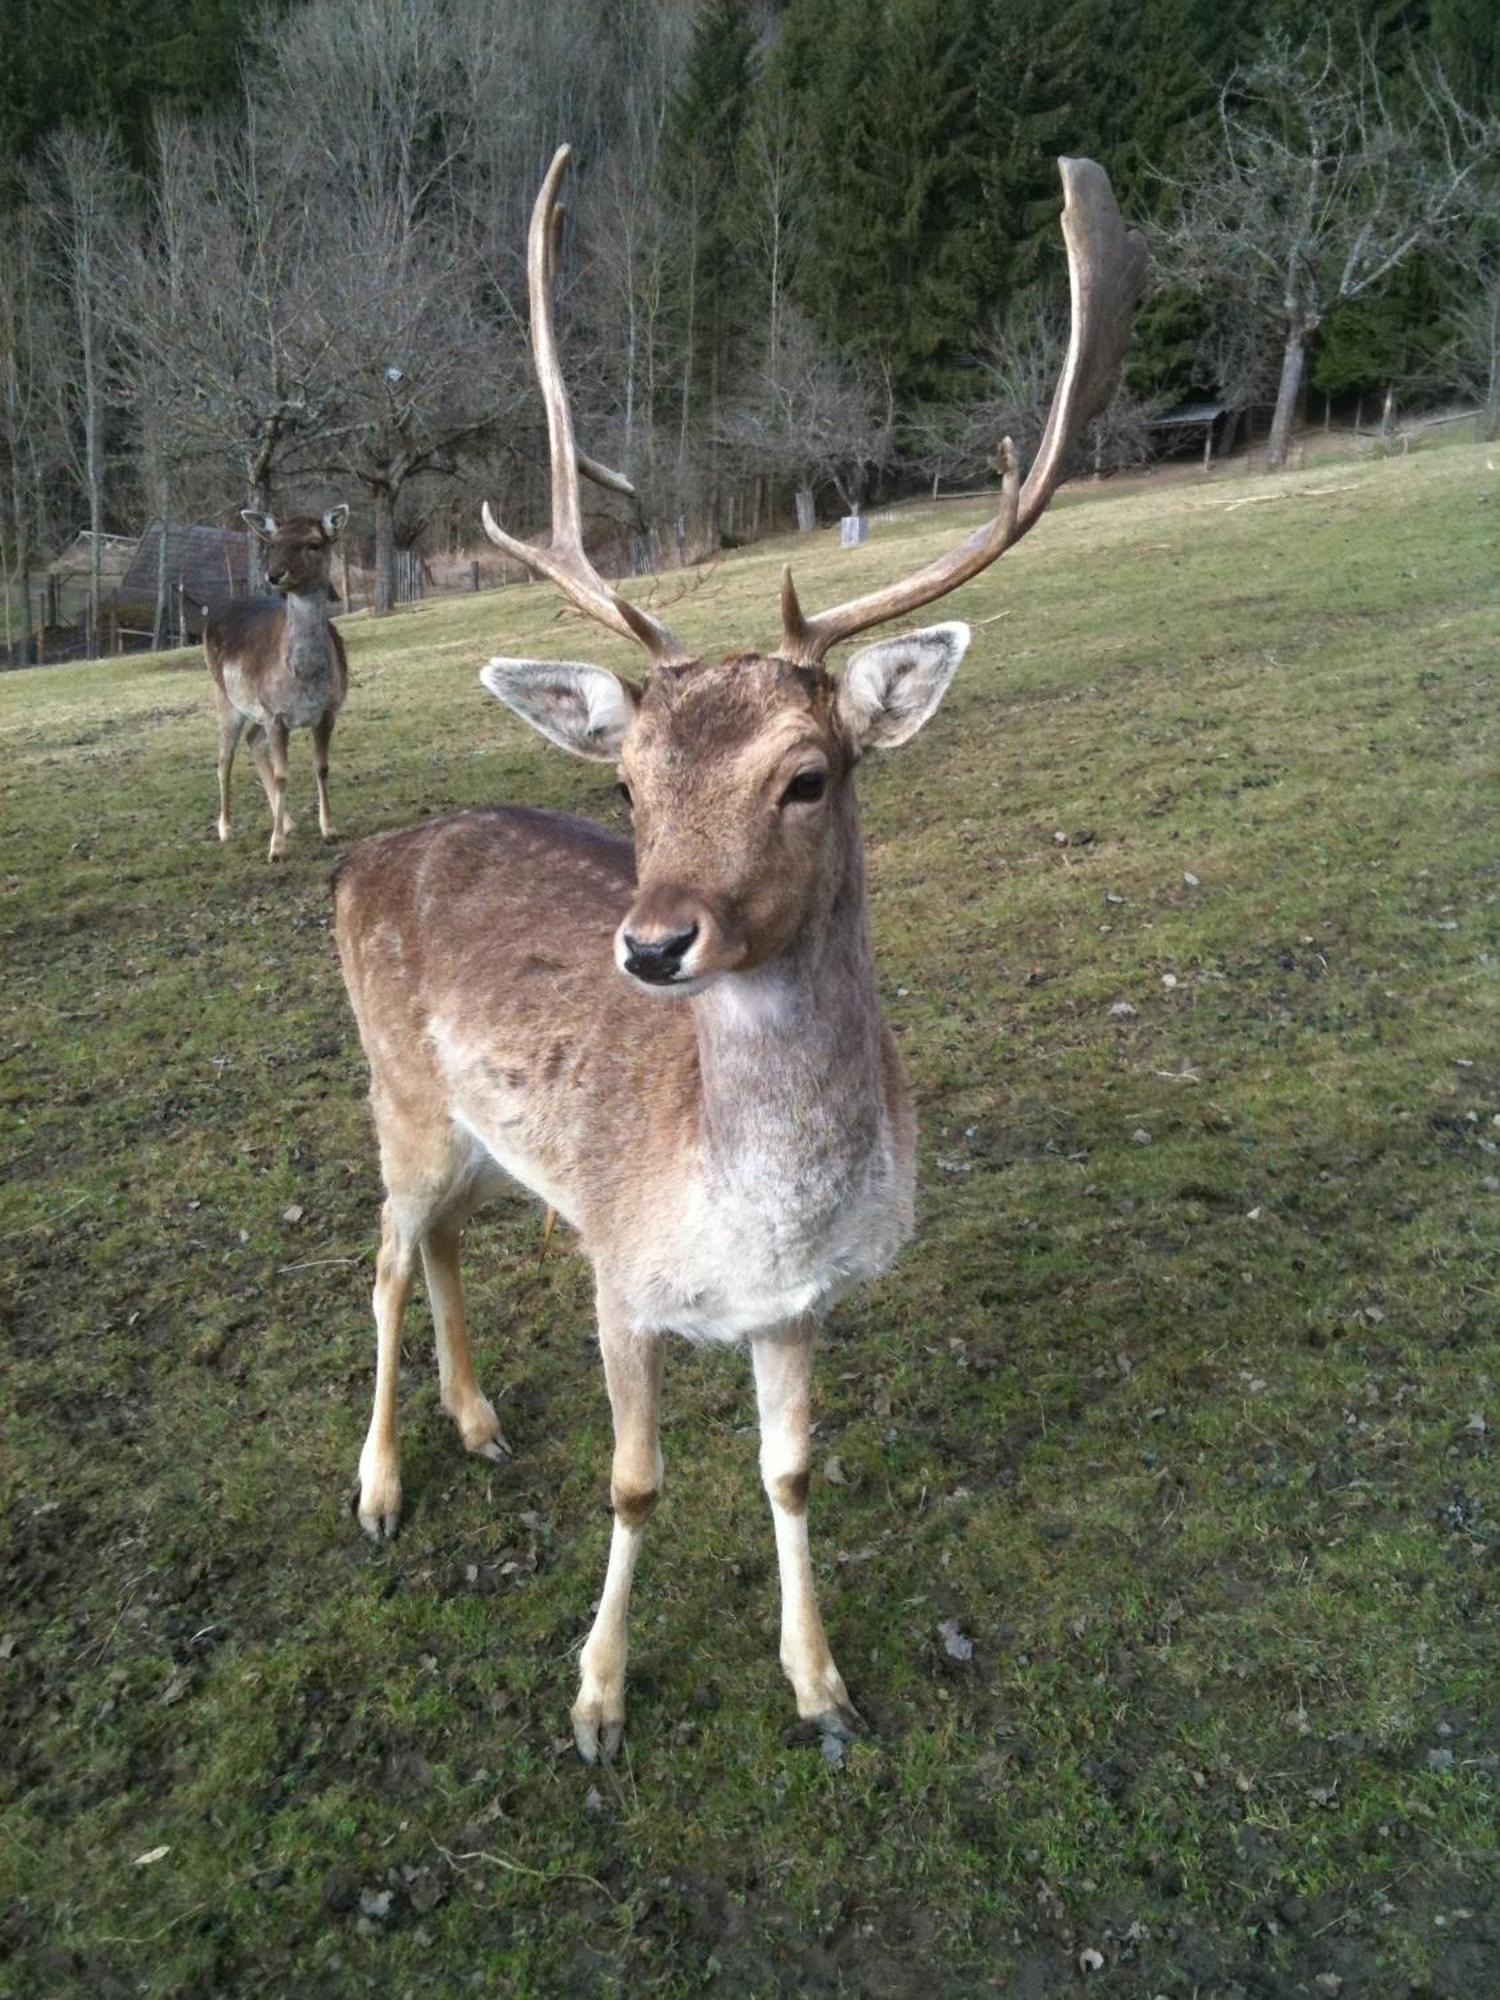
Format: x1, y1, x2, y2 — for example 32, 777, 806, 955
778, 157, 1147, 667
482, 146, 689, 668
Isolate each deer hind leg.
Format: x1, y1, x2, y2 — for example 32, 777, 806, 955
245, 724, 295, 839
312, 706, 336, 841
353, 1101, 480, 1537
421, 1215, 508, 1461
572, 1290, 664, 1765
264, 717, 292, 861
356, 1194, 419, 1539
215, 698, 246, 842
752, 1320, 860, 1738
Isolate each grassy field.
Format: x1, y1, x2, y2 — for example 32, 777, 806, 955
2, 440, 1497, 1998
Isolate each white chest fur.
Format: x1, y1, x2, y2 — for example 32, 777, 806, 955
625, 1116, 912, 1342
433, 951, 914, 1346
617, 965, 912, 1342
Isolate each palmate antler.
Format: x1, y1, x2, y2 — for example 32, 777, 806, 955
778, 157, 1147, 666
488, 149, 1144, 675
482, 146, 691, 669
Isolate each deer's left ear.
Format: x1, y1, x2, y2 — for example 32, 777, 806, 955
241, 510, 277, 540
322, 503, 350, 539
836, 622, 971, 753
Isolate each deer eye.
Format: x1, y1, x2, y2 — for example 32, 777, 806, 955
780, 768, 827, 807
616, 780, 633, 807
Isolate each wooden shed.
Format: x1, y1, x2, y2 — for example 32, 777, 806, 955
114, 521, 253, 640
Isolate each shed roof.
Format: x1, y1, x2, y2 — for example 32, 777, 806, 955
47, 530, 136, 581
1148, 399, 1229, 428
115, 521, 251, 610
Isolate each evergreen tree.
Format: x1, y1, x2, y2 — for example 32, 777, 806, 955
1429, 0, 1500, 111
0, 0, 265, 192
666, 0, 761, 430
974, 0, 1102, 304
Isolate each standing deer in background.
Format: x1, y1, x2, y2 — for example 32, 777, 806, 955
334, 146, 1143, 1760
206, 504, 350, 860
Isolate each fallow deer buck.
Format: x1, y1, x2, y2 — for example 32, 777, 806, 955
334, 146, 1143, 1761
206, 504, 350, 860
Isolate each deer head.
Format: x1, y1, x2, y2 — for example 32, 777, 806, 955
481, 146, 1145, 994
242, 505, 350, 595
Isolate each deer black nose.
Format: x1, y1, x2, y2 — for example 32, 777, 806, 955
622, 923, 698, 983
267, 567, 287, 585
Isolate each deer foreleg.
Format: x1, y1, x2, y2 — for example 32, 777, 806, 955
246, 724, 295, 843
264, 717, 293, 860
312, 707, 337, 841
355, 1199, 414, 1539
573, 1298, 663, 1764
752, 1321, 860, 1738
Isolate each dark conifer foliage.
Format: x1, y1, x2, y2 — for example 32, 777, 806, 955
1, 0, 1494, 611
0, 0, 271, 191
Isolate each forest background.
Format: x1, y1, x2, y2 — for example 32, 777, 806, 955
1, 0, 1498, 634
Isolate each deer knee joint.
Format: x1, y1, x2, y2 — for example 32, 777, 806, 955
768, 1467, 810, 1515
611, 1479, 660, 1531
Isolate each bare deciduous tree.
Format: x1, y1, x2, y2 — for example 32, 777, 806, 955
264, 0, 527, 612
910, 302, 1159, 494
33, 125, 131, 641
119, 112, 339, 533
1450, 261, 1500, 440
1158, 33, 1497, 469
0, 205, 70, 661
718, 307, 895, 527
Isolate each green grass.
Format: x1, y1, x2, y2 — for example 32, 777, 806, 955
2, 441, 1497, 1997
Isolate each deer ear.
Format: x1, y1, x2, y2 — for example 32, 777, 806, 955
481, 658, 640, 763
836, 622, 971, 753
241, 510, 277, 540
322, 503, 350, 539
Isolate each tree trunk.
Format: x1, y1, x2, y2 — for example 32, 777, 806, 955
373, 482, 396, 615
11, 539, 32, 667
246, 442, 276, 592
152, 496, 170, 651
1266, 322, 1308, 470
82, 320, 103, 648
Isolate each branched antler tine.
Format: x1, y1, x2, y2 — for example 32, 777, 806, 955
778, 157, 1145, 667
480, 144, 687, 667
779, 444, 1020, 663
1016, 157, 1148, 534
577, 452, 636, 498
532, 153, 582, 552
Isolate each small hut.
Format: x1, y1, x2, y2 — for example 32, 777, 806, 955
1147, 400, 1231, 471
114, 521, 253, 644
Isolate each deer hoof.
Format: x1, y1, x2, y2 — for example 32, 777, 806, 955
352, 1462, 401, 1541
217, 819, 231, 842
807, 1697, 864, 1742
451, 1394, 509, 1460
571, 1704, 624, 1766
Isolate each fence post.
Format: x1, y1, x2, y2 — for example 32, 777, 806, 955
177, 581, 187, 649
469, 559, 480, 593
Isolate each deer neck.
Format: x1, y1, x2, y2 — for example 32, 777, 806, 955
281, 582, 332, 675
690, 791, 888, 1188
